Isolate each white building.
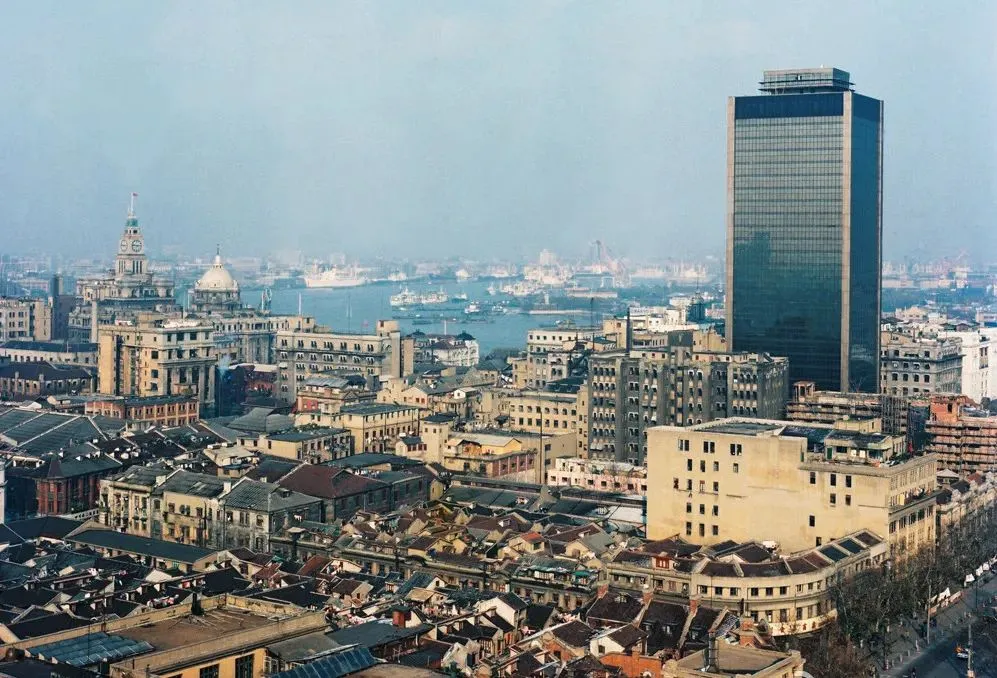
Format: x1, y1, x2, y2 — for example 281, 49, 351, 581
546, 456, 647, 496
939, 329, 994, 402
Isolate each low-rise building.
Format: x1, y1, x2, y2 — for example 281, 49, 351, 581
0, 362, 95, 400
293, 374, 375, 415
607, 530, 888, 636
0, 340, 98, 366
547, 457, 647, 496
236, 427, 353, 463
84, 394, 200, 427
298, 401, 422, 453
787, 380, 911, 437
411, 331, 480, 367
647, 418, 937, 556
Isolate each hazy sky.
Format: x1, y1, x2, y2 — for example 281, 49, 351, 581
2, 1, 994, 263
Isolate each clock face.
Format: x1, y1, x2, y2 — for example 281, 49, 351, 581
120, 239, 128, 252
131, 239, 143, 252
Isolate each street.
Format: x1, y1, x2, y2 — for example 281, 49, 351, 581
885, 575, 997, 677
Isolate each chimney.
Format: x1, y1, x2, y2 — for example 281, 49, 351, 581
642, 588, 653, 606
597, 583, 609, 598
689, 598, 699, 615
392, 606, 410, 628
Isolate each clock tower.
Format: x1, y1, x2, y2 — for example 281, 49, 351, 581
115, 192, 148, 279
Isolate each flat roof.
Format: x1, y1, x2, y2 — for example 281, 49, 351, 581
116, 607, 275, 650
697, 421, 783, 436
339, 402, 418, 415
268, 427, 347, 442
676, 644, 792, 673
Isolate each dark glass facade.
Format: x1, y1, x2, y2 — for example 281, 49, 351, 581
727, 76, 882, 392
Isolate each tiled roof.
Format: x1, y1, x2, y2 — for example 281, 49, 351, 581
278, 465, 386, 500
69, 529, 216, 564
222, 478, 321, 512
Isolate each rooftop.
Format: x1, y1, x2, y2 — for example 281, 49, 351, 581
69, 529, 217, 564
268, 427, 347, 442
339, 402, 418, 416
116, 606, 276, 650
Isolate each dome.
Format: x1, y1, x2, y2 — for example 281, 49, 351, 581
196, 252, 239, 291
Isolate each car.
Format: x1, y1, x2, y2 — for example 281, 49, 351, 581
955, 646, 969, 659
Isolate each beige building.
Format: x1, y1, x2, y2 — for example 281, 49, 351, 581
485, 389, 586, 455
608, 529, 888, 636
441, 430, 574, 483
275, 320, 414, 402
647, 418, 937, 556
99, 465, 170, 537
236, 427, 353, 462
0, 297, 51, 342
512, 327, 604, 389
212, 312, 314, 364
97, 315, 217, 415
298, 401, 422, 453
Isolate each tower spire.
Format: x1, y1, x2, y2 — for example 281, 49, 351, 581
128, 192, 138, 218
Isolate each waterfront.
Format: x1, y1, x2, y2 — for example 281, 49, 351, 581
268, 280, 586, 353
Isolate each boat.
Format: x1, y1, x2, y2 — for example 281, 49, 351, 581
390, 287, 449, 307
464, 303, 482, 315
451, 292, 469, 302
303, 265, 368, 288
486, 284, 497, 296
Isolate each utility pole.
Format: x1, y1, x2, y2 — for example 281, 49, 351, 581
967, 621, 974, 678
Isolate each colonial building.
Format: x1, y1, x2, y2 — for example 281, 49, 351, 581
0, 339, 98, 366
97, 315, 216, 415
0, 362, 95, 400
84, 394, 199, 427
647, 418, 937, 557
68, 197, 178, 341
275, 320, 414, 402
924, 395, 997, 472
189, 248, 241, 313
880, 328, 963, 397
299, 401, 422, 453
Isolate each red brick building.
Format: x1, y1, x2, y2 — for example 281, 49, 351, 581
84, 394, 199, 427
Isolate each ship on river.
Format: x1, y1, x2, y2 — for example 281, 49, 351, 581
303, 264, 369, 288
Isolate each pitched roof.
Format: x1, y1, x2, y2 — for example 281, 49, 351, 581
278, 465, 386, 500
223, 478, 321, 512
68, 530, 217, 564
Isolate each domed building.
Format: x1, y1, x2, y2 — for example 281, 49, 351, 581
191, 247, 242, 313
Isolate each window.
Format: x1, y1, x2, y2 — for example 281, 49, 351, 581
200, 665, 220, 678
687, 459, 693, 472
699, 504, 705, 515
685, 522, 692, 536
712, 525, 719, 536
700, 460, 706, 472
712, 505, 719, 517
830, 493, 837, 506
729, 443, 742, 455
703, 441, 715, 453
808, 515, 815, 527
733, 463, 739, 474
712, 481, 719, 493
845, 494, 852, 506
235, 655, 254, 678
809, 472, 816, 485
713, 461, 719, 472
686, 503, 692, 514
845, 475, 852, 488
830, 473, 836, 487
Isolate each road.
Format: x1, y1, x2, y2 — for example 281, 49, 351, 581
884, 576, 997, 677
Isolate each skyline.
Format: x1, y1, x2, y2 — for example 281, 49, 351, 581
2, 2, 995, 263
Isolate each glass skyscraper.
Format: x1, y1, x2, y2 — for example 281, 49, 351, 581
726, 68, 882, 393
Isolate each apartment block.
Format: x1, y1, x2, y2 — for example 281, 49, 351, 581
647, 419, 937, 556
275, 320, 413, 402
0, 297, 51, 342
924, 395, 997, 473
880, 329, 962, 396
589, 342, 788, 464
